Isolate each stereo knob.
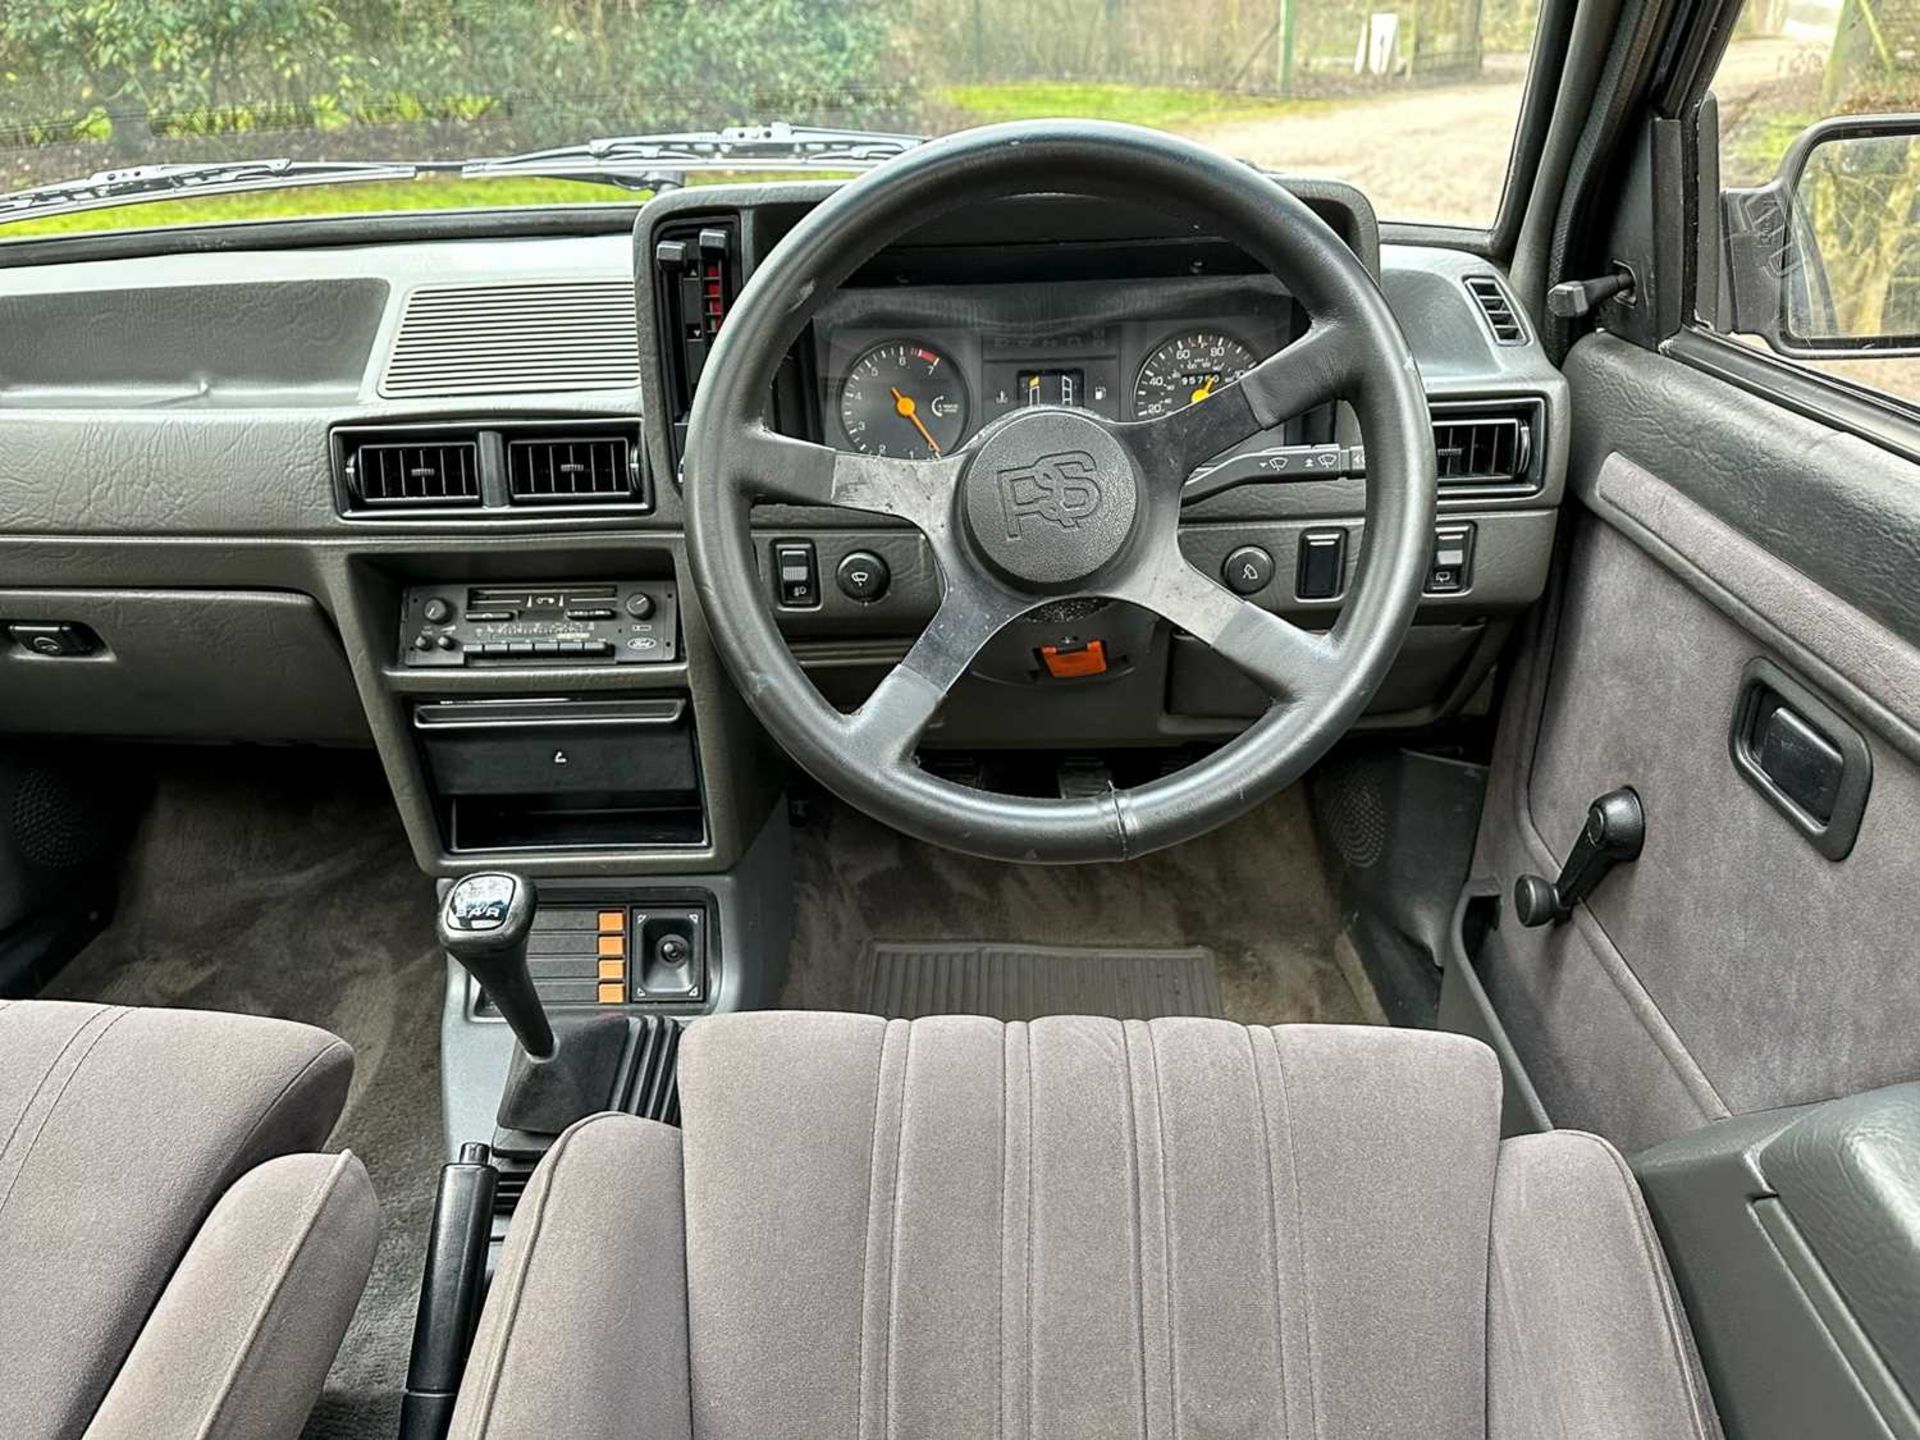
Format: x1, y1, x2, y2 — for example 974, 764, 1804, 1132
624, 591, 655, 620
423, 597, 454, 624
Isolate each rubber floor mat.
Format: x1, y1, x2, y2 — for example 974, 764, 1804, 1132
861, 940, 1223, 1021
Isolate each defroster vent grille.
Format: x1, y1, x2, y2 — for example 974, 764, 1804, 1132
1464, 275, 1526, 344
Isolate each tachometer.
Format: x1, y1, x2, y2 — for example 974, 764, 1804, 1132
839, 341, 969, 458
1132, 331, 1260, 419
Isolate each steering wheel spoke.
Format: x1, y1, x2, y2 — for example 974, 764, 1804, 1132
1120, 545, 1341, 704
845, 574, 1033, 762
731, 426, 963, 532
1118, 320, 1363, 483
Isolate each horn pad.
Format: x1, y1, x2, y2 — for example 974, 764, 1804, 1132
961, 410, 1140, 591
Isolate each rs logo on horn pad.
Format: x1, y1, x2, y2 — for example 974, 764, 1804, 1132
995, 451, 1104, 538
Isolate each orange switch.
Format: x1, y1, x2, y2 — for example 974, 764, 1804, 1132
597, 933, 625, 958
1039, 639, 1108, 678
597, 910, 625, 933
597, 981, 625, 1005
598, 959, 626, 982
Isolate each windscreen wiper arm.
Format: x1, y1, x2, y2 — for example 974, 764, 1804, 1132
461, 122, 925, 189
0, 157, 431, 226
0, 123, 924, 229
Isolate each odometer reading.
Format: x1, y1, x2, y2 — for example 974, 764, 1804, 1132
839, 341, 969, 458
1132, 331, 1260, 419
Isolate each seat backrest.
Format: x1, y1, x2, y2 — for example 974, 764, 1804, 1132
679, 1012, 1503, 1440
0, 999, 354, 1439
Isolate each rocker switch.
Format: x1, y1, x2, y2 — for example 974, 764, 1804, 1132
773, 541, 820, 608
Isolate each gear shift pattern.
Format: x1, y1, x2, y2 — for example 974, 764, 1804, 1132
437, 872, 556, 1062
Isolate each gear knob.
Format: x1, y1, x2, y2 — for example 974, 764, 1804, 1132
437, 873, 555, 1062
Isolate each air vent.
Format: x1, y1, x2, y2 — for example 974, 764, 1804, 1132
1465, 275, 1526, 344
1433, 414, 1530, 485
381, 280, 640, 399
346, 437, 481, 508
507, 434, 637, 505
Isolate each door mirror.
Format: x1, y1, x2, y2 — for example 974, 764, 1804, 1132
1724, 114, 1920, 358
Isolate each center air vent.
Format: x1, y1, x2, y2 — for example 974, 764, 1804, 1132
1430, 399, 1542, 489
507, 434, 637, 505
1464, 275, 1526, 344
335, 421, 648, 517
346, 437, 481, 508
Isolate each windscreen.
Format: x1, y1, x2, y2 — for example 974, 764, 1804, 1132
0, 0, 1544, 236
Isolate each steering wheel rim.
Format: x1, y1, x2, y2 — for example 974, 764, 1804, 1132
685, 120, 1435, 863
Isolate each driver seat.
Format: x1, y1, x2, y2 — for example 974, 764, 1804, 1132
448, 1013, 1722, 1440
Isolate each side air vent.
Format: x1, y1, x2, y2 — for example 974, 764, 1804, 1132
507, 433, 638, 505
1464, 275, 1526, 344
1430, 399, 1543, 490
381, 280, 640, 399
345, 436, 482, 508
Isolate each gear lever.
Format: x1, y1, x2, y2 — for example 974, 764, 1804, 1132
437, 873, 555, 1062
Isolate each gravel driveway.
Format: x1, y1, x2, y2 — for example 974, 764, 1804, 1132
1190, 36, 1823, 225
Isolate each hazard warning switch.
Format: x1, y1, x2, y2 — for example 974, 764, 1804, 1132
1039, 639, 1108, 678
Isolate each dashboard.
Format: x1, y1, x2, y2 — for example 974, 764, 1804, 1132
0, 175, 1569, 880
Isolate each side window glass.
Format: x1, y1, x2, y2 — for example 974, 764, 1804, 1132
1709, 0, 1920, 405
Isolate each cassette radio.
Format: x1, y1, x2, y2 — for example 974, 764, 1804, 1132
399, 581, 678, 667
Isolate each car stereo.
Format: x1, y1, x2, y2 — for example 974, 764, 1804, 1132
399, 581, 678, 668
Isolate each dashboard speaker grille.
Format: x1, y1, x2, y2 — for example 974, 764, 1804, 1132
507, 434, 636, 504
348, 438, 481, 507
382, 279, 640, 398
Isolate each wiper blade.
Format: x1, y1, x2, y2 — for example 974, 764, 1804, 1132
462, 121, 924, 188
0, 157, 426, 227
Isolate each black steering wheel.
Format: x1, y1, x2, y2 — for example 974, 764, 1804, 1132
684, 121, 1435, 863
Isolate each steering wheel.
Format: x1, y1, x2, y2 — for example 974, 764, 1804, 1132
684, 121, 1435, 863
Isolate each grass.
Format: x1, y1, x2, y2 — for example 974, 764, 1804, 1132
938, 80, 1316, 131
0, 174, 634, 240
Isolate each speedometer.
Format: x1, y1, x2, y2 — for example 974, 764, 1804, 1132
839, 341, 969, 458
1132, 331, 1260, 419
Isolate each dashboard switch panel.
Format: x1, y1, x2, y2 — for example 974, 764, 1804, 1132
400, 581, 678, 667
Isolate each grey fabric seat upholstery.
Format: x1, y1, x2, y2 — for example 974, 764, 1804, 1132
0, 998, 378, 1440
451, 1012, 1722, 1440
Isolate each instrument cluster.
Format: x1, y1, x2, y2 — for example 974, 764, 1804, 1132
814, 283, 1296, 460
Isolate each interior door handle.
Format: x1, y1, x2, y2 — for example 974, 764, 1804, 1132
1729, 658, 1872, 861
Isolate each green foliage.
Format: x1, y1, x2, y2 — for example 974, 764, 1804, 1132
0, 0, 915, 180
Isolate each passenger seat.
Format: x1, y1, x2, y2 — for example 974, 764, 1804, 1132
0, 999, 377, 1440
